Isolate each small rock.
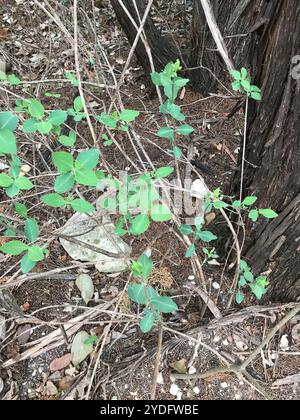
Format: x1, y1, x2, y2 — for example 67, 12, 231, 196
193, 386, 200, 395
188, 366, 197, 375
280, 335, 289, 351
188, 275, 195, 281
157, 373, 164, 385
212, 282, 220, 290
222, 339, 229, 346
220, 382, 229, 389
170, 383, 180, 396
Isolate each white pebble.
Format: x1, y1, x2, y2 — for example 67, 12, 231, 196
221, 382, 229, 389
193, 386, 200, 395
170, 383, 180, 396
188, 275, 195, 281
188, 366, 197, 375
212, 282, 220, 290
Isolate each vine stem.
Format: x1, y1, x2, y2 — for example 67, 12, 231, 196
239, 95, 249, 203
150, 323, 163, 400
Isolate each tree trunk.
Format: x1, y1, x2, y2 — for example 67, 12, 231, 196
238, 0, 300, 301
189, 0, 221, 94
110, 0, 178, 73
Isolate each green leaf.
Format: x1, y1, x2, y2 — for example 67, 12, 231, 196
238, 276, 247, 288
172, 146, 182, 159
240, 260, 249, 272
76, 149, 100, 169
244, 270, 254, 282
21, 253, 37, 273
74, 168, 98, 186
0, 173, 13, 187
37, 120, 53, 134
241, 79, 251, 91
24, 218, 39, 242
52, 151, 74, 173
28, 246, 44, 262
250, 91, 262, 101
28, 99, 45, 120
242, 196, 257, 206
0, 128, 17, 154
41, 193, 67, 208
23, 119, 38, 133
139, 311, 155, 333
248, 209, 259, 222
154, 166, 174, 178
0, 112, 19, 130
128, 284, 148, 305
73, 96, 83, 113
6, 184, 19, 198
259, 209, 278, 219
15, 202, 28, 218
58, 131, 77, 147
151, 296, 178, 314
176, 124, 194, 136
240, 67, 248, 79
70, 199, 96, 213
15, 177, 34, 190
130, 214, 150, 236
65, 71, 79, 87
185, 244, 195, 258
7, 74, 21, 85
232, 81, 241, 91
54, 173, 75, 193
0, 240, 28, 255
48, 110, 68, 126
213, 200, 228, 209
197, 230, 217, 243
250, 283, 266, 300
150, 72, 162, 86
179, 225, 194, 235
232, 200, 242, 209
151, 203, 172, 222
157, 127, 174, 142
137, 254, 153, 280
119, 110, 140, 123
236, 291, 244, 305
230, 70, 241, 81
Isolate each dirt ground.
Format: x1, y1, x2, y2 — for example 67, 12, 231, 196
0, 0, 299, 401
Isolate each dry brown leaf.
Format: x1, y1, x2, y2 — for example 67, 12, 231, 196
16, 324, 31, 345
58, 376, 74, 391
49, 353, 72, 372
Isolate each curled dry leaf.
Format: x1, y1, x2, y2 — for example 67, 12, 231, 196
49, 353, 72, 372
169, 359, 187, 374
75, 274, 94, 304
71, 331, 94, 366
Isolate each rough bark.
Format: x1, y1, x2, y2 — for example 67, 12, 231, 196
110, 0, 178, 73
189, 0, 221, 94
238, 0, 300, 301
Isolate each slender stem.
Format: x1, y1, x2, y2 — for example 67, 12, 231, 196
150, 323, 163, 400
239, 96, 249, 203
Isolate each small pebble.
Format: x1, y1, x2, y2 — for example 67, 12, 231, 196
193, 386, 200, 395
188, 275, 195, 281
221, 382, 229, 389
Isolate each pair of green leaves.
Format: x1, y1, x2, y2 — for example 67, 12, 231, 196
157, 125, 194, 143
23, 99, 68, 135
180, 217, 218, 259
0, 153, 33, 198
0, 112, 19, 156
129, 202, 173, 236
52, 148, 100, 193
41, 193, 96, 214
0, 71, 21, 86
0, 240, 46, 273
97, 109, 140, 131
236, 260, 270, 304
231, 68, 262, 101
14, 202, 39, 243
151, 60, 189, 102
